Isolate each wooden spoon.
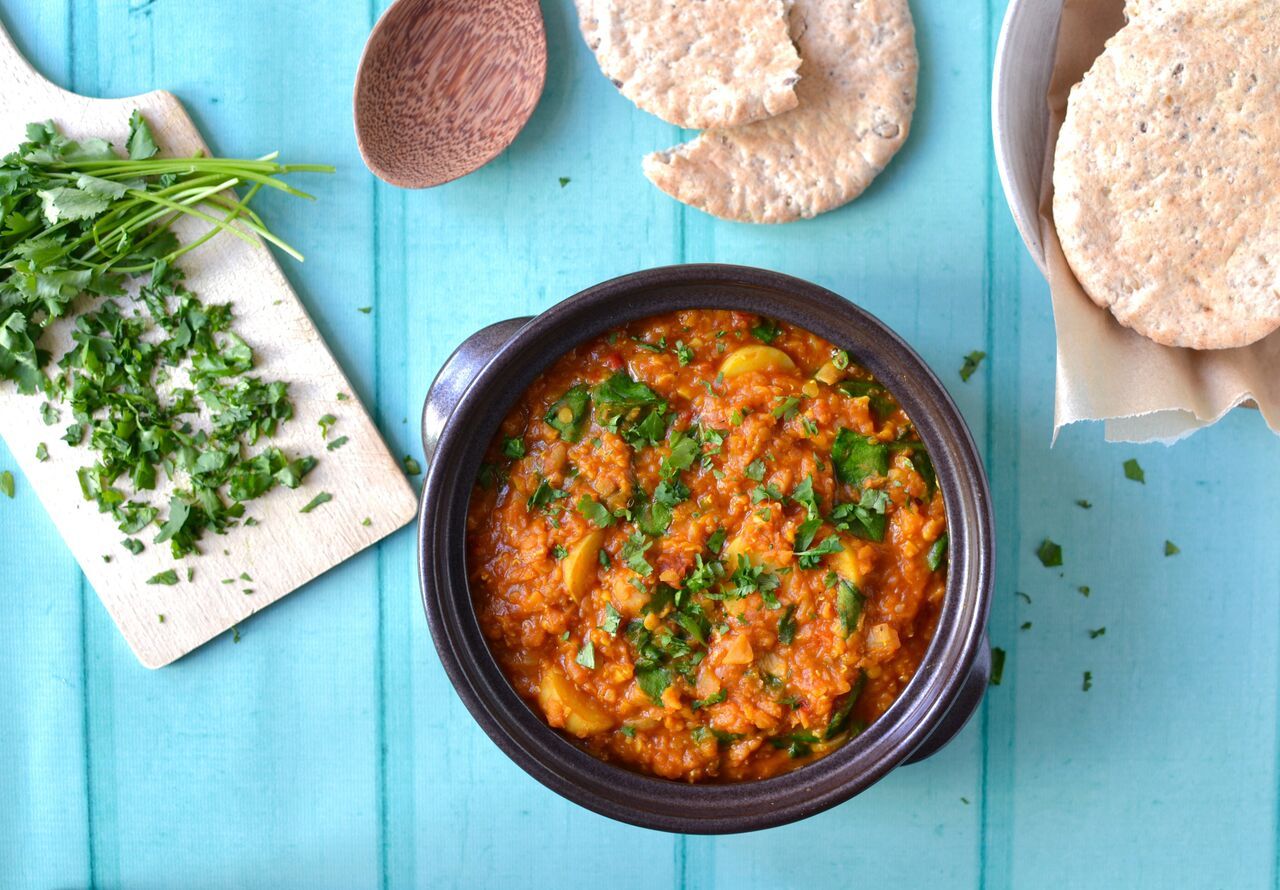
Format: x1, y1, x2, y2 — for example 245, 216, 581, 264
354, 0, 548, 189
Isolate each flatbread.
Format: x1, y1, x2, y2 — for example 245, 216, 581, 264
575, 0, 801, 129
1053, 0, 1280, 349
642, 0, 917, 224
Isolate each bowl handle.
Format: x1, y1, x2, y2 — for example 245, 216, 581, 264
903, 636, 991, 764
421, 317, 533, 464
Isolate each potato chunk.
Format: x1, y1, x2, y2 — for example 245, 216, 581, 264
719, 345, 797, 378
561, 530, 604, 598
538, 665, 613, 737
827, 535, 864, 585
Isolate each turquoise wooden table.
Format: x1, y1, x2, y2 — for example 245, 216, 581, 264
3, 2, 1278, 888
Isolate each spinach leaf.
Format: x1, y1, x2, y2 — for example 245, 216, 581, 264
831, 428, 888, 487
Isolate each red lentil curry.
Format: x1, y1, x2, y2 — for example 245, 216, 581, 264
467, 311, 947, 782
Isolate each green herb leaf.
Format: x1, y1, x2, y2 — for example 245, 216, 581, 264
959, 350, 986, 382
502, 436, 525, 459
750, 318, 782, 344
544, 385, 591, 443
831, 428, 888, 487
675, 341, 694, 365
146, 569, 179, 586
576, 494, 615, 528
1088, 627, 1106, 639
558, 176, 570, 187
35, 442, 48, 462
1164, 540, 1179, 556
823, 670, 867, 740
575, 640, 596, 669
927, 534, 948, 571
403, 455, 422, 476
1082, 671, 1092, 692
326, 435, 349, 451
1123, 458, 1145, 483
0, 470, 13, 498
601, 603, 622, 634
126, 110, 158, 160
691, 689, 726, 711
300, 491, 333, 513
836, 580, 863, 635
1035, 539, 1063, 568
990, 647, 1006, 685
1075, 499, 1092, 509
777, 604, 798, 645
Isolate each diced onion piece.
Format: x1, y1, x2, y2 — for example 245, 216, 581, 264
865, 623, 900, 658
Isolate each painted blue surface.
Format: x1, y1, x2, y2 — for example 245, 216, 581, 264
1, 1, 1277, 888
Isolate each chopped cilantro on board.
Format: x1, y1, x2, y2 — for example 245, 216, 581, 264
300, 492, 333, 513
0, 115, 329, 559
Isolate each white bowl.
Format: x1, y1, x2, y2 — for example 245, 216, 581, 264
992, 0, 1064, 275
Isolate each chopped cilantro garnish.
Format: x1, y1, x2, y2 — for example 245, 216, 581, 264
526, 478, 567, 511
751, 318, 782, 344
601, 603, 622, 634
146, 569, 179, 586
122, 538, 144, 555
1164, 540, 1179, 556
621, 531, 653, 576
675, 341, 695, 365
501, 436, 525, 459
576, 494, 615, 528
575, 640, 596, 669
750, 482, 783, 503
691, 689, 726, 711
823, 670, 867, 740
794, 533, 842, 569
706, 527, 727, 553
777, 604, 798, 645
300, 492, 333, 513
1082, 671, 1093, 692
927, 535, 948, 571
1075, 499, 1092, 509
0, 471, 12, 499
831, 428, 888, 487
357, 306, 372, 314
619, 725, 636, 738
552, 544, 569, 560
1078, 585, 1091, 597
771, 396, 801, 420
1016, 591, 1032, 604
403, 455, 422, 476
836, 580, 863, 635
1123, 458, 1144, 483
959, 350, 986, 382
558, 176, 570, 187
1036, 539, 1063, 567
326, 435, 349, 451
317, 414, 337, 438
35, 443, 48, 462
745, 459, 766, 482
832, 349, 850, 370
40, 402, 60, 426
545, 385, 591, 443
1088, 627, 1106, 639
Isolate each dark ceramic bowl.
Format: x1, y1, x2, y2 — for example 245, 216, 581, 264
418, 264, 994, 834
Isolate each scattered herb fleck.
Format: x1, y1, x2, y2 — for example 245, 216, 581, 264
326, 435, 349, 451
0, 471, 12, 499
403, 455, 422, 476
558, 176, 570, 187
1088, 627, 1106, 639
1123, 458, 1145, 483
1075, 499, 1092, 509
990, 647, 1006, 685
35, 443, 48, 462
1036, 539, 1063, 567
300, 491, 333, 513
959, 351, 986, 382
357, 306, 372, 314
1082, 671, 1092, 692
1164, 540, 1180, 556
575, 639, 596, 669
147, 569, 179, 586
1078, 585, 1091, 597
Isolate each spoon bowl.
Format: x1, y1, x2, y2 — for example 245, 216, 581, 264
354, 0, 547, 189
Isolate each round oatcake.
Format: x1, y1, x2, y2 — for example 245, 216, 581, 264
641, 0, 917, 224
1053, 0, 1280, 350
574, 0, 801, 130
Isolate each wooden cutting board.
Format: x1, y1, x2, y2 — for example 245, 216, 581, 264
0, 25, 418, 667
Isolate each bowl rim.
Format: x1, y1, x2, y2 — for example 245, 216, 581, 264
993, 0, 1064, 276
418, 264, 994, 833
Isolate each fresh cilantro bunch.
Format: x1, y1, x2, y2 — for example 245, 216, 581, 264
0, 113, 332, 560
